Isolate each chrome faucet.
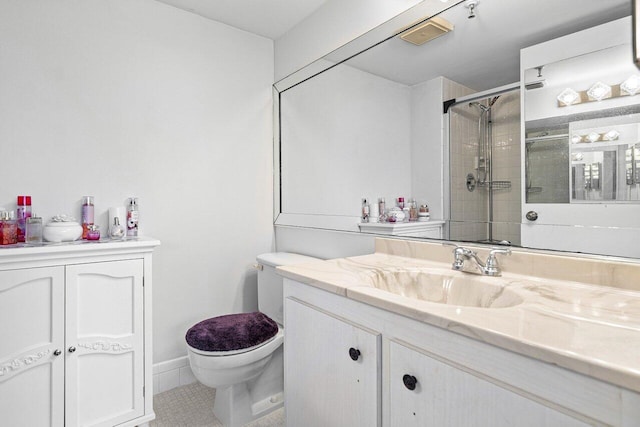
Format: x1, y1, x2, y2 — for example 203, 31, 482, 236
451, 246, 511, 276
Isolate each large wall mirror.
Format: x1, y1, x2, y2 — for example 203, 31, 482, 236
274, 0, 638, 258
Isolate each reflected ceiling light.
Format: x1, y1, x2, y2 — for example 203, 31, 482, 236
604, 130, 620, 141
621, 75, 640, 96
571, 134, 582, 144
587, 82, 612, 101
399, 16, 454, 45
557, 88, 581, 106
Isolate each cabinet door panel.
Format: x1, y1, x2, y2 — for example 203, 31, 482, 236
66, 259, 144, 427
285, 298, 380, 427
0, 267, 64, 427
389, 341, 589, 427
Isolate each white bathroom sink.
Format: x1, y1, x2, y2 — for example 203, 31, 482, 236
366, 270, 523, 308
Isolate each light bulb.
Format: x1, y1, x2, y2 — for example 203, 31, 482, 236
557, 88, 580, 106
604, 130, 620, 141
587, 82, 611, 101
621, 75, 640, 96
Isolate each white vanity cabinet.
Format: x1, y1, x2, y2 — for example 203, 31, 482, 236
0, 239, 158, 427
284, 278, 640, 427
284, 298, 381, 427
388, 341, 588, 427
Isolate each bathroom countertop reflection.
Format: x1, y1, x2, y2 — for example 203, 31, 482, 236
277, 242, 640, 394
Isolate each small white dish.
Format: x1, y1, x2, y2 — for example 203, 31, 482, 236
43, 221, 83, 243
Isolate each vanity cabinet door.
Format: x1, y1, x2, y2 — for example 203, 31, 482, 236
65, 259, 144, 427
0, 266, 65, 427
388, 341, 589, 427
285, 298, 381, 427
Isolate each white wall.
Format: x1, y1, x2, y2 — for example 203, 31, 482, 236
274, 0, 423, 81
0, 0, 274, 363
281, 63, 412, 219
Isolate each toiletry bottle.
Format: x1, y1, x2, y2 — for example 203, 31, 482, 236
26, 215, 43, 244
418, 204, 430, 221
126, 197, 139, 237
397, 197, 405, 210
0, 211, 18, 245
86, 225, 100, 241
409, 199, 418, 222
361, 198, 370, 223
81, 196, 95, 239
16, 196, 32, 242
378, 197, 386, 222
109, 217, 126, 240
370, 202, 379, 223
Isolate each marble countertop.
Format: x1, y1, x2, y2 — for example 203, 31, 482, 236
278, 252, 640, 393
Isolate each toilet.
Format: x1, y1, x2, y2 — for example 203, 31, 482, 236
186, 252, 319, 427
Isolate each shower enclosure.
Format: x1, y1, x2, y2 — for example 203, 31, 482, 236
448, 87, 522, 245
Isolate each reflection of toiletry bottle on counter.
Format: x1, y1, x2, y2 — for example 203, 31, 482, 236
81, 196, 94, 239
418, 204, 430, 221
409, 199, 418, 221
369, 202, 379, 223
127, 197, 139, 237
361, 198, 370, 223
378, 197, 386, 222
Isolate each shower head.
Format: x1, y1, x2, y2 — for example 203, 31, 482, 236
469, 101, 490, 112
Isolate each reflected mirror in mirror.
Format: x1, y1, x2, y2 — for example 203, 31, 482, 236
524, 44, 640, 203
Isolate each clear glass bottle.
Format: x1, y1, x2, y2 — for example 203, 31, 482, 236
26, 215, 43, 244
409, 199, 418, 222
126, 197, 139, 237
109, 217, 126, 240
378, 197, 387, 222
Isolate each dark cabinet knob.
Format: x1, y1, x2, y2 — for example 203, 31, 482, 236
525, 211, 538, 221
348, 347, 361, 361
68, 346, 76, 353
53, 349, 61, 356
403, 374, 418, 391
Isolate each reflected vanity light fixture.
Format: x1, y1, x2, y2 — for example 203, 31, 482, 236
587, 82, 612, 101
557, 75, 640, 107
621, 75, 640, 95
557, 88, 580, 106
571, 130, 620, 143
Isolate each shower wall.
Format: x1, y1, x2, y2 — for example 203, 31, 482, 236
449, 90, 522, 245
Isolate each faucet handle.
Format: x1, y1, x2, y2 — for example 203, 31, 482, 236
487, 248, 511, 264
488, 248, 511, 257
485, 248, 511, 275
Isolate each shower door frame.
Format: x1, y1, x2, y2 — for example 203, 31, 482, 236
443, 82, 520, 243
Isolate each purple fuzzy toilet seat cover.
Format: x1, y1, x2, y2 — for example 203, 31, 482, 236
186, 312, 279, 352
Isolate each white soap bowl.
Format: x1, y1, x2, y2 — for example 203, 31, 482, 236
43, 221, 83, 242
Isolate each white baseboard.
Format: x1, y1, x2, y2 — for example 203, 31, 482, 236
153, 355, 197, 395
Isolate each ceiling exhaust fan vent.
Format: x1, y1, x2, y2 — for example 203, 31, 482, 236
399, 16, 454, 46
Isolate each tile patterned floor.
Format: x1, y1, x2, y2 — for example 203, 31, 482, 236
151, 382, 285, 427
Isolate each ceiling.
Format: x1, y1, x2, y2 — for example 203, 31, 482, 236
154, 0, 327, 39
345, 0, 632, 91
156, 0, 633, 91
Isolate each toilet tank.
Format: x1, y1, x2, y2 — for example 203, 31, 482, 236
256, 252, 320, 325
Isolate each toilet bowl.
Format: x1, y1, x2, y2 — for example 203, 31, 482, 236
186, 252, 319, 427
